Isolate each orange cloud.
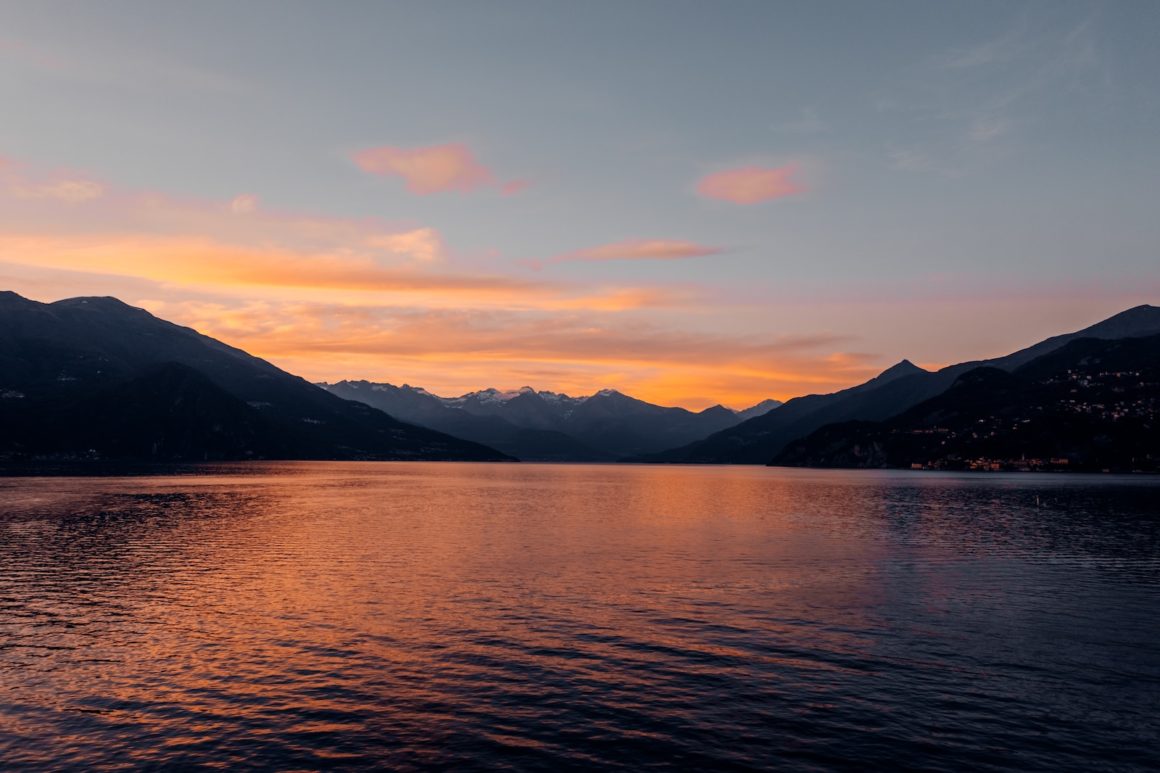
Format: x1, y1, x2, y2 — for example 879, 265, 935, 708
696, 164, 803, 205
135, 297, 872, 409
0, 153, 869, 410
352, 143, 506, 194
0, 232, 698, 316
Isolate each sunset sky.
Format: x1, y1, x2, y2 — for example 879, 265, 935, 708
2, 0, 1158, 409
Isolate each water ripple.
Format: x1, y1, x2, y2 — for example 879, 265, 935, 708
0, 464, 1158, 770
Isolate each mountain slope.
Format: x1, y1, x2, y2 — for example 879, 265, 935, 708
772, 334, 1160, 471
0, 292, 509, 462
2, 363, 275, 461
635, 305, 1160, 464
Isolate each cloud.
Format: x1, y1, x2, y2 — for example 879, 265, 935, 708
536, 239, 724, 268
0, 233, 525, 300
967, 116, 1011, 143
0, 33, 248, 94
500, 178, 531, 196
352, 142, 525, 195
0, 158, 451, 265
131, 297, 872, 409
943, 18, 1029, 69
230, 194, 259, 214
5, 176, 104, 202
363, 228, 445, 263
696, 164, 803, 205
888, 148, 963, 176
0, 153, 878, 410
0, 231, 702, 317
0, 155, 699, 317
878, 10, 1104, 175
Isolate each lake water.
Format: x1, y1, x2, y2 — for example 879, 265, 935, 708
0, 463, 1157, 770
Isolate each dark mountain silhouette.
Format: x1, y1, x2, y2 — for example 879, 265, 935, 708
0, 292, 509, 462
773, 333, 1160, 472
634, 305, 1160, 464
322, 382, 781, 461
735, 398, 785, 421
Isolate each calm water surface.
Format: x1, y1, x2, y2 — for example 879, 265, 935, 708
0, 463, 1158, 770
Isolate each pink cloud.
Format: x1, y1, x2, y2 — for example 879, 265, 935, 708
0, 157, 105, 202
570, 239, 722, 262
501, 178, 532, 196
696, 164, 803, 204
531, 239, 724, 269
352, 143, 522, 195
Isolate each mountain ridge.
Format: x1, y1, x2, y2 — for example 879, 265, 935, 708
632, 304, 1160, 465
321, 381, 782, 461
772, 333, 1160, 472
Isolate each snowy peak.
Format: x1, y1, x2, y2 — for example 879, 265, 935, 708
320, 379, 780, 460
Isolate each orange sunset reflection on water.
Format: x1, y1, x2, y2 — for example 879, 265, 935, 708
1, 463, 1158, 769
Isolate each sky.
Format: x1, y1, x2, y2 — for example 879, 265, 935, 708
1, 0, 1158, 409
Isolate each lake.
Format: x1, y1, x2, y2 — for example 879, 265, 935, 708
1, 463, 1157, 770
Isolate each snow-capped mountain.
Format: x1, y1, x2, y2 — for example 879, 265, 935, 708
321, 381, 781, 461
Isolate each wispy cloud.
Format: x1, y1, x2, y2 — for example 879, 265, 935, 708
0, 159, 106, 202
0, 33, 248, 94
880, 8, 1105, 175
696, 164, 804, 205
0, 157, 445, 264
352, 142, 525, 195
943, 17, 1030, 69
229, 194, 259, 214
532, 239, 725, 269
887, 148, 963, 177
967, 116, 1011, 143
772, 107, 830, 135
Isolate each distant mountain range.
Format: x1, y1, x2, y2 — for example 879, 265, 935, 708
634, 305, 1160, 466
321, 382, 781, 461
0, 291, 509, 462
3, 289, 1156, 470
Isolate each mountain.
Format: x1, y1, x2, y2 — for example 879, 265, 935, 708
321, 382, 782, 461
736, 398, 785, 421
635, 304, 1160, 465
0, 292, 509, 462
772, 333, 1160, 472
320, 381, 610, 462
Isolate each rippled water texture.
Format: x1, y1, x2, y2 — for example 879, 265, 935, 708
1, 463, 1158, 770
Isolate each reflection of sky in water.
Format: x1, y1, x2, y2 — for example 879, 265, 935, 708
1, 464, 1158, 769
